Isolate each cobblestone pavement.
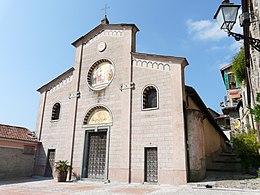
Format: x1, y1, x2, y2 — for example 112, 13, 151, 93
0, 176, 259, 195
200, 172, 260, 191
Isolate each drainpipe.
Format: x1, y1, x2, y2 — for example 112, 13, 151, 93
128, 58, 133, 183
69, 42, 84, 180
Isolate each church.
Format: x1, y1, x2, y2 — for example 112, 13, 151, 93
34, 17, 229, 184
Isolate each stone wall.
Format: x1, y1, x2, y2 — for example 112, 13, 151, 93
131, 58, 187, 184
0, 147, 35, 179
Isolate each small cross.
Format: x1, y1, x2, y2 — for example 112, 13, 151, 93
101, 4, 110, 17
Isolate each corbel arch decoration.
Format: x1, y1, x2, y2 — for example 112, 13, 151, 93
83, 106, 112, 126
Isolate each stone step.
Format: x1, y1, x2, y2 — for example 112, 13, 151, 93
212, 155, 241, 163
211, 152, 241, 162
207, 161, 242, 172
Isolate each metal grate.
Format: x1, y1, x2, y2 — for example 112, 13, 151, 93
87, 132, 107, 179
145, 147, 158, 182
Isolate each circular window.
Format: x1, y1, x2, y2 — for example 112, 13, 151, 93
87, 59, 114, 90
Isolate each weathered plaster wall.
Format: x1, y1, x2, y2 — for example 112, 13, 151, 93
186, 96, 227, 181
186, 109, 206, 181
0, 143, 36, 179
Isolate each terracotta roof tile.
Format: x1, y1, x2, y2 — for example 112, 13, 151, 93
0, 124, 39, 143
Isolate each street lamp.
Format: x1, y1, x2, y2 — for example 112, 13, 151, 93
214, 0, 260, 52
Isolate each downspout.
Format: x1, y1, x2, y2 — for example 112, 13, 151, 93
69, 43, 84, 180
128, 28, 137, 183
128, 58, 134, 182
128, 59, 133, 183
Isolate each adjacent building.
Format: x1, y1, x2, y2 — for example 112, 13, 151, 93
248, 0, 260, 99
236, 0, 260, 135
220, 64, 242, 134
0, 124, 39, 179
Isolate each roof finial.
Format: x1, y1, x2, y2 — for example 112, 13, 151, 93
101, 4, 110, 24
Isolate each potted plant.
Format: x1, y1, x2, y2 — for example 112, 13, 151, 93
55, 160, 72, 182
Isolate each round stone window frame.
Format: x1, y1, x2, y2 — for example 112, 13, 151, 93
87, 59, 115, 91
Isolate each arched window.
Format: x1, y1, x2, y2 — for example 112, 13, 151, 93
51, 103, 60, 120
143, 85, 158, 110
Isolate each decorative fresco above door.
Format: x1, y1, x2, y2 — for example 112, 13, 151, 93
83, 106, 112, 126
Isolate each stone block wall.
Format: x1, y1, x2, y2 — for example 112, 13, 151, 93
0, 147, 35, 179
131, 59, 187, 184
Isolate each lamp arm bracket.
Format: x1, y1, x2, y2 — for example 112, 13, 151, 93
228, 31, 260, 52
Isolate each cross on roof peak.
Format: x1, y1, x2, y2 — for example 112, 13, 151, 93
101, 4, 110, 18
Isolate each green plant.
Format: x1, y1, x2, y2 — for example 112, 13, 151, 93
232, 129, 260, 171
232, 48, 245, 84
249, 93, 260, 122
55, 160, 72, 172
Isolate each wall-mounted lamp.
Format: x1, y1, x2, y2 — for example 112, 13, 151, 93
214, 0, 260, 52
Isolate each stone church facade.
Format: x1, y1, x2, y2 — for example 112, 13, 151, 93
35, 18, 229, 184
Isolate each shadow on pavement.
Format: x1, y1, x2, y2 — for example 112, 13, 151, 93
202, 171, 257, 182
0, 176, 53, 185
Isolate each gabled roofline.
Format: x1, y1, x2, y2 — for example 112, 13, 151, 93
185, 86, 229, 142
37, 67, 74, 93
131, 52, 189, 67
71, 23, 139, 47
220, 63, 232, 72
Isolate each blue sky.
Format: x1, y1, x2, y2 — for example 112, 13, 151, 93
0, 0, 243, 131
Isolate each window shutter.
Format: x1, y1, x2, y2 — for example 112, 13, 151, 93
235, 77, 240, 88
224, 73, 230, 90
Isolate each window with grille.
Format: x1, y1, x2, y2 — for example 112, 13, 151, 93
51, 103, 60, 120
143, 86, 158, 110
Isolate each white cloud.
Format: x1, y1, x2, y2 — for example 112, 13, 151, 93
187, 19, 226, 41
187, 9, 243, 41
